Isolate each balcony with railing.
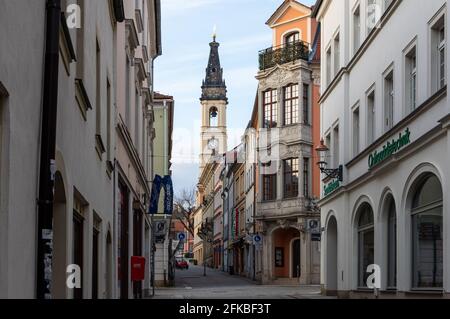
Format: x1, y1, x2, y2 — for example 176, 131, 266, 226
258, 40, 310, 71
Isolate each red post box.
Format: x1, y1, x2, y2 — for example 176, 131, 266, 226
131, 256, 146, 282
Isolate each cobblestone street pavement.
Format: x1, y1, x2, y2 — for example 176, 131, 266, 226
150, 265, 335, 299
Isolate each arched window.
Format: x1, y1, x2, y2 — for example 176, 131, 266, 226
386, 197, 397, 289
209, 107, 218, 127
357, 203, 374, 288
411, 174, 443, 289
285, 31, 300, 45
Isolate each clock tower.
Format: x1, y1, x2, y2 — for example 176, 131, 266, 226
199, 34, 228, 171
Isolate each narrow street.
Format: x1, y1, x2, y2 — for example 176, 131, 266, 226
151, 265, 332, 299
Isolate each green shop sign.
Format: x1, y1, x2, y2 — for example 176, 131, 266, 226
368, 128, 411, 169
324, 180, 340, 197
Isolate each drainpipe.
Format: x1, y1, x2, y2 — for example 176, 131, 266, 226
252, 163, 256, 282
36, 0, 61, 299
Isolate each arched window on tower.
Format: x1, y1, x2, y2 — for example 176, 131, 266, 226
209, 107, 218, 127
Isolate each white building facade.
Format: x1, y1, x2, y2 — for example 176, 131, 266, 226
314, 0, 450, 298
0, 0, 162, 299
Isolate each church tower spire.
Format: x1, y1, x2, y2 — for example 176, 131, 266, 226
199, 34, 228, 171
201, 34, 228, 103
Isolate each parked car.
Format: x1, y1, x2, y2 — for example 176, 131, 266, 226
175, 259, 189, 270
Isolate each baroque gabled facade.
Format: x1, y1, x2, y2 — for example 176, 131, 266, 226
255, 0, 322, 285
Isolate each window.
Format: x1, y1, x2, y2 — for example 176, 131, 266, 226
357, 204, 374, 288
431, 14, 446, 92
135, 89, 140, 151
284, 84, 299, 125
333, 125, 340, 168
367, 90, 375, 145
412, 174, 443, 289
209, 107, 218, 127
263, 89, 278, 128
386, 198, 397, 289
384, 70, 394, 132
367, 0, 378, 34
76, 0, 84, 78
334, 33, 340, 76
95, 40, 101, 136
263, 174, 277, 201
106, 79, 112, 164
405, 46, 417, 112
0, 92, 3, 184
326, 47, 332, 86
353, 106, 360, 156
303, 158, 309, 197
353, 5, 361, 54
438, 25, 446, 89
384, 0, 393, 11
125, 56, 131, 129
302, 84, 309, 124
285, 31, 300, 45
325, 133, 331, 163
283, 158, 299, 199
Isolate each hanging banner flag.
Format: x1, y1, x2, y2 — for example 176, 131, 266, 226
148, 175, 162, 214
162, 175, 174, 215
148, 175, 174, 215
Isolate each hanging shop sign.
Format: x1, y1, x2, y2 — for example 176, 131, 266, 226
368, 128, 411, 169
324, 179, 340, 197
148, 175, 174, 214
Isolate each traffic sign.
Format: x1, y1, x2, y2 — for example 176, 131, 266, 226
177, 232, 186, 241
253, 235, 262, 244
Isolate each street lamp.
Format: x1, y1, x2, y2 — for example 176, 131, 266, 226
315, 139, 343, 182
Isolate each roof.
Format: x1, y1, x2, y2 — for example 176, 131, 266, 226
154, 92, 173, 100
266, 0, 312, 26
311, 0, 323, 18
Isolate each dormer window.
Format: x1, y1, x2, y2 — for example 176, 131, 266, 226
285, 31, 300, 45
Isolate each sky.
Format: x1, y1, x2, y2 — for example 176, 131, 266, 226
154, 0, 315, 194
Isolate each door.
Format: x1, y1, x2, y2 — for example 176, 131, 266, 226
73, 214, 84, 299
292, 239, 301, 278
119, 181, 129, 299
92, 228, 99, 299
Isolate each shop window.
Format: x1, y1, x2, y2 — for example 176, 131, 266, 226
386, 198, 397, 289
357, 203, 374, 288
411, 174, 443, 289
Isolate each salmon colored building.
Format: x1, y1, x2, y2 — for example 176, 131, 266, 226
255, 0, 321, 285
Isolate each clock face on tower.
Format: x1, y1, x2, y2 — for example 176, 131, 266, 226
208, 137, 219, 150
